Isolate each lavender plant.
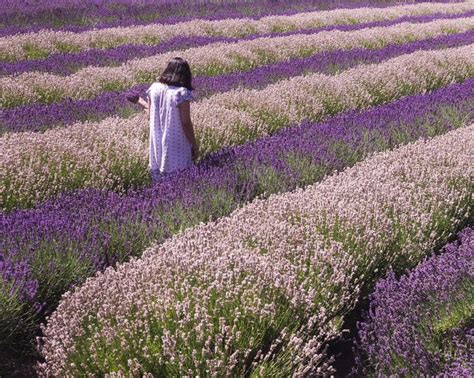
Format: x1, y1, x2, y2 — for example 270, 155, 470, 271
356, 227, 474, 376
1, 79, 473, 363
3, 26, 473, 134
3, 10, 472, 77
37, 124, 474, 375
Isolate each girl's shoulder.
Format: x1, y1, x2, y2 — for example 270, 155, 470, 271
150, 83, 194, 103
175, 86, 194, 104
146, 82, 164, 96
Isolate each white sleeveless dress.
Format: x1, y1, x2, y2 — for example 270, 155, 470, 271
146, 82, 194, 176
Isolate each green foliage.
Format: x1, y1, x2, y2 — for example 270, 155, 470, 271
90, 36, 128, 50
270, 23, 295, 33
0, 92, 30, 109
53, 41, 81, 54
195, 60, 228, 77
30, 246, 96, 308
134, 69, 159, 84
100, 79, 128, 93
33, 86, 65, 104
432, 281, 474, 335
22, 43, 50, 60
285, 153, 328, 187
0, 278, 38, 353
142, 35, 161, 46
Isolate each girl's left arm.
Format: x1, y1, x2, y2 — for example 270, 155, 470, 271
178, 100, 199, 161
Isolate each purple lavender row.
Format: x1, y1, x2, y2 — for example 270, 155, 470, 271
0, 0, 448, 37
3, 10, 472, 77
356, 227, 474, 376
1, 79, 473, 360
3, 28, 473, 134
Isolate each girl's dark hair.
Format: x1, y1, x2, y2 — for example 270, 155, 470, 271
158, 57, 193, 90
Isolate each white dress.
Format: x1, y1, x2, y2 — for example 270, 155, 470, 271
146, 82, 194, 174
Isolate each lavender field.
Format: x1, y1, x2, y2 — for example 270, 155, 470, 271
1, 0, 473, 375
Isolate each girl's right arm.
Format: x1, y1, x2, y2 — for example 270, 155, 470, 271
137, 97, 150, 114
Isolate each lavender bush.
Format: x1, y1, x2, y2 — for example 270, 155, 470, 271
3, 28, 473, 134
0, 258, 38, 347
356, 227, 474, 376
36, 124, 473, 375
0, 0, 456, 37
3, 10, 472, 77
4, 16, 472, 109
1, 79, 473, 361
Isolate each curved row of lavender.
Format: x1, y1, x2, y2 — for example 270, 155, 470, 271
3, 45, 473, 211
356, 227, 473, 376
36, 124, 474, 375
3, 15, 473, 108
5, 2, 467, 64
2, 79, 473, 361
0, 0, 458, 37
3, 28, 473, 134
3, 10, 472, 77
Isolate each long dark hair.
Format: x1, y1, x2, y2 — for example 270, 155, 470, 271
158, 57, 193, 90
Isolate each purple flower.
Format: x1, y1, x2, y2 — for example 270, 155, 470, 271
2, 10, 472, 77
125, 93, 139, 104
0, 255, 38, 302
355, 227, 474, 375
1, 0, 454, 37
3, 28, 473, 133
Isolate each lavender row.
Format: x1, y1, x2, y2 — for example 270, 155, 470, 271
356, 227, 474, 376
3, 10, 472, 77
36, 124, 474, 374
0, 0, 453, 37
2, 79, 473, 360
3, 28, 473, 134
6, 3, 469, 64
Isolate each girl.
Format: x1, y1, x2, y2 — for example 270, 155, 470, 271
129, 57, 199, 183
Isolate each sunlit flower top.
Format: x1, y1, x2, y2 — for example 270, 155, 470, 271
146, 82, 194, 173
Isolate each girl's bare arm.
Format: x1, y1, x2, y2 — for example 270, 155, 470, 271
178, 100, 199, 160
137, 97, 150, 113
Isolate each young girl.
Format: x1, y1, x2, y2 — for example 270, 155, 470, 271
130, 57, 199, 183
